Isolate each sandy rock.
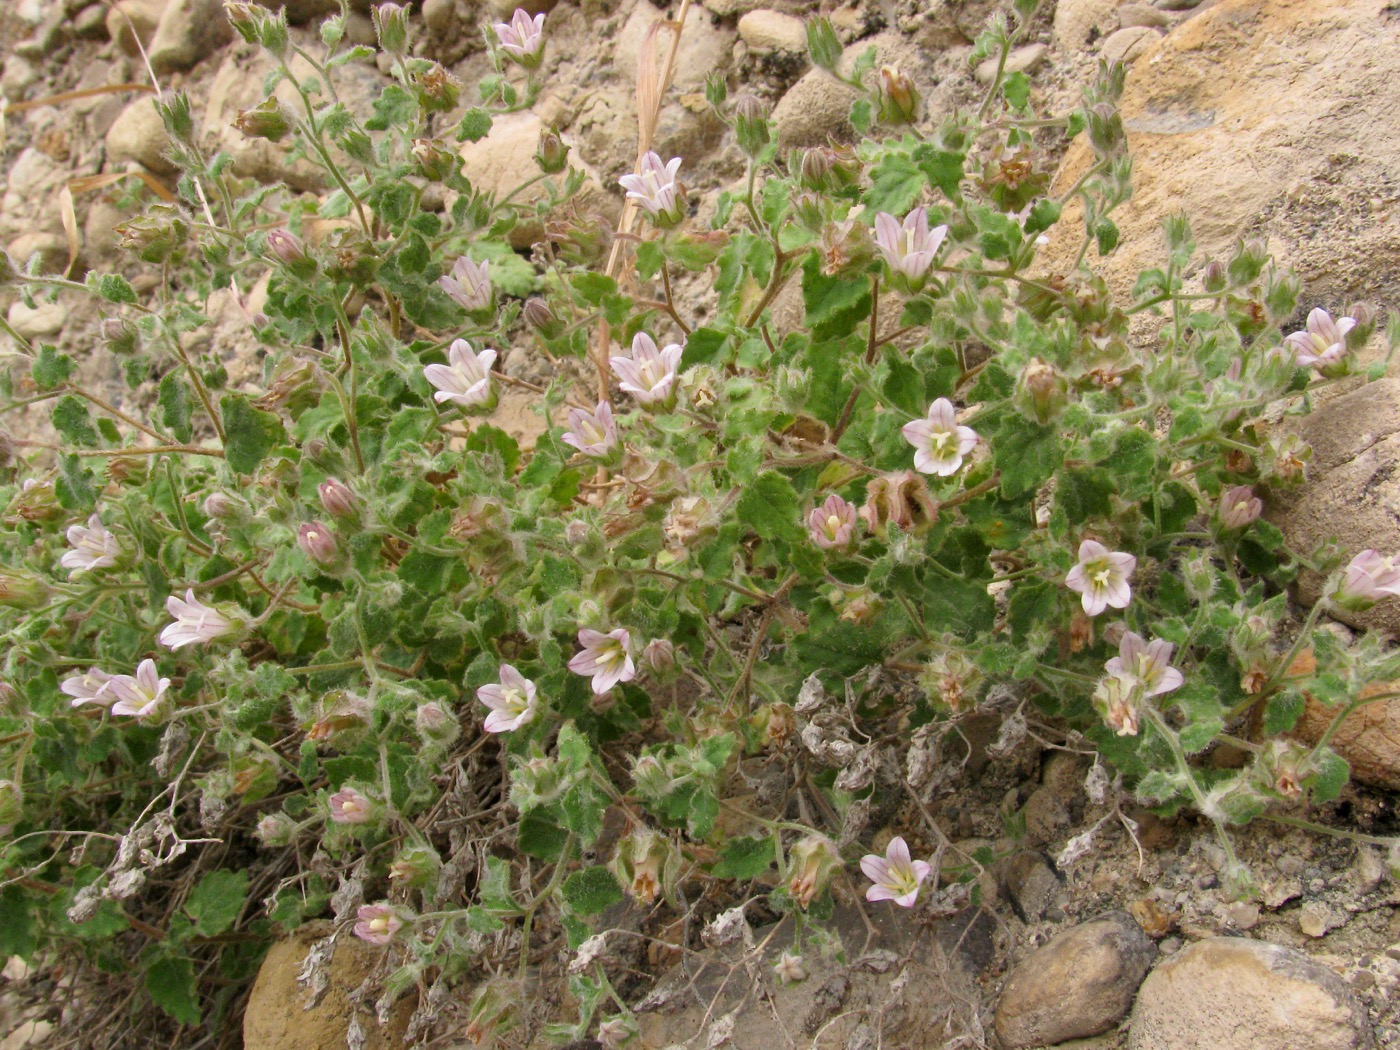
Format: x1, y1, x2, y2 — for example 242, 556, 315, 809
615, 3, 734, 95
995, 911, 1156, 1048
772, 29, 927, 148
105, 97, 175, 176
84, 199, 127, 263
1022, 783, 1071, 844
1041, 0, 1400, 310
974, 43, 1048, 85
253, 0, 342, 22
1155, 0, 1205, 8
105, 0, 166, 57
703, 0, 764, 16
458, 111, 612, 249
1295, 677, 1400, 792
243, 925, 414, 1050
8, 301, 66, 339
1119, 2, 1172, 28
1052, 0, 1120, 49
1268, 377, 1400, 638
149, 0, 232, 72
738, 9, 806, 52
1101, 25, 1160, 64
7, 231, 68, 274
1129, 937, 1374, 1050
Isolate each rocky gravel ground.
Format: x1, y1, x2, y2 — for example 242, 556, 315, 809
4, 0, 1400, 1046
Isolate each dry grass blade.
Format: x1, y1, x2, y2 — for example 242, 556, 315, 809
2, 83, 156, 116
591, 0, 693, 408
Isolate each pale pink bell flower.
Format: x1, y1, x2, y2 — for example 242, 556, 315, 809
423, 339, 497, 409
1285, 307, 1354, 369
568, 628, 636, 695
159, 589, 239, 649
352, 903, 404, 945
610, 332, 683, 406
107, 659, 172, 718
494, 9, 545, 67
873, 206, 947, 282
808, 493, 857, 550
61, 514, 120, 575
477, 664, 540, 733
1065, 540, 1136, 617
901, 398, 979, 477
860, 835, 932, 907
1104, 631, 1183, 697
438, 257, 492, 312
561, 401, 619, 458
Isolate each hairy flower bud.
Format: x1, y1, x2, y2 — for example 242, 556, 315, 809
297, 521, 338, 566
0, 573, 50, 610
232, 97, 292, 142
535, 128, 570, 174
733, 95, 771, 157
101, 317, 140, 355
318, 477, 358, 520
389, 843, 441, 887
411, 137, 454, 181
1202, 260, 1227, 293
787, 835, 840, 908
641, 638, 676, 678
414, 63, 461, 113
523, 297, 563, 338
876, 66, 920, 125
255, 812, 297, 847
115, 207, 189, 264
372, 2, 410, 56
202, 491, 250, 522
266, 228, 306, 266
1015, 357, 1068, 424
805, 17, 841, 71
416, 701, 461, 745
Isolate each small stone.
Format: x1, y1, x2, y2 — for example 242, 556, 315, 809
1353, 847, 1384, 895
1, 58, 40, 102
1021, 784, 1070, 844
73, 4, 110, 38
975, 43, 1047, 85
995, 911, 1157, 1049
1218, 901, 1260, 931
1128, 898, 1177, 939
1154, 0, 1203, 8
1052, 0, 1118, 48
148, 0, 232, 73
105, 97, 175, 175
1119, 2, 1171, 28
105, 0, 165, 57
737, 10, 807, 52
421, 0, 457, 35
1129, 938, 1374, 1050
8, 301, 66, 339
7, 232, 68, 274
1100, 26, 1160, 66
1000, 851, 1064, 924
1299, 902, 1337, 939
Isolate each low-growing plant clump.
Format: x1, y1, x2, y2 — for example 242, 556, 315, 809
0, 0, 1397, 1043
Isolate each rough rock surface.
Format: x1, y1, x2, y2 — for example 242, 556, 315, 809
1043, 0, 1400, 310
104, 97, 175, 176
149, 0, 232, 72
243, 925, 414, 1050
1129, 937, 1375, 1050
995, 910, 1156, 1048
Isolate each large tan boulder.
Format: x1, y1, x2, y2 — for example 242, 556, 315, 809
243, 924, 414, 1050
1042, 0, 1400, 311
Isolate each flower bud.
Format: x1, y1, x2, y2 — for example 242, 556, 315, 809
798, 147, 830, 190
224, 1, 262, 44
641, 638, 676, 678
611, 826, 671, 903
876, 66, 920, 125
0, 573, 50, 610
266, 228, 306, 266
202, 491, 250, 522
411, 137, 455, 181
256, 812, 297, 847
101, 317, 140, 355
565, 518, 590, 547
523, 297, 563, 338
1086, 102, 1124, 154
1201, 260, 1227, 292
414, 63, 461, 114
1217, 485, 1262, 531
297, 521, 338, 566
792, 191, 824, 230
115, 207, 189, 264
255, 5, 289, 55
805, 16, 842, 71
630, 754, 672, 799
704, 70, 728, 109
11, 479, 60, 524
1228, 237, 1269, 284
317, 477, 358, 520
787, 834, 839, 908
232, 98, 293, 142
372, 2, 410, 56
415, 701, 461, 745
1015, 357, 1068, 424
1347, 301, 1376, 345
732, 95, 771, 157
535, 128, 570, 174
389, 843, 441, 887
